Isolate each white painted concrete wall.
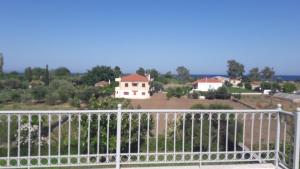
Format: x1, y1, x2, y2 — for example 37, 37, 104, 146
115, 81, 150, 99
194, 82, 223, 92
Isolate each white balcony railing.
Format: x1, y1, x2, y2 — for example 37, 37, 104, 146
0, 105, 299, 169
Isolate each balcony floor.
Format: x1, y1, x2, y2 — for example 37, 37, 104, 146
110, 163, 277, 169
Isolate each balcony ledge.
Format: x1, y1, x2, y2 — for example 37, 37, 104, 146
103, 164, 277, 169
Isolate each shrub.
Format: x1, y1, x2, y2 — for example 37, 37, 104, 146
283, 83, 297, 93
215, 87, 231, 99
46, 92, 60, 105
261, 82, 271, 90
190, 104, 206, 109
208, 103, 233, 109
48, 79, 76, 102
188, 91, 199, 99
232, 93, 241, 100
20, 92, 33, 103
31, 86, 47, 100
244, 82, 252, 90
205, 90, 216, 99
78, 87, 99, 102
166, 86, 191, 99
2, 78, 21, 89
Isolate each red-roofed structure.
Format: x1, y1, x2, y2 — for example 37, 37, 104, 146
121, 74, 149, 82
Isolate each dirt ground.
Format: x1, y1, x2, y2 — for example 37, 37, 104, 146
240, 95, 300, 112
130, 92, 248, 109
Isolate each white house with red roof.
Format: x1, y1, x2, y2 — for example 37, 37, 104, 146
115, 74, 151, 99
192, 77, 224, 92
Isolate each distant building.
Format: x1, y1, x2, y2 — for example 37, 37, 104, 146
192, 77, 223, 92
213, 76, 230, 83
229, 78, 242, 87
251, 81, 261, 90
94, 80, 110, 88
115, 74, 151, 99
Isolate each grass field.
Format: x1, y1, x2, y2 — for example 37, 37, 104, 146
227, 87, 254, 93
0, 103, 76, 110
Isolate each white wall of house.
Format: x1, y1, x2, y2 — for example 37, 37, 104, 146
193, 82, 223, 92
115, 81, 150, 99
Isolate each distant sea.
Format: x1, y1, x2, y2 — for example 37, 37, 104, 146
191, 74, 300, 81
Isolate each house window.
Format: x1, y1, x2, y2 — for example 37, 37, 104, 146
133, 91, 137, 95
124, 92, 129, 95
142, 92, 145, 95
132, 83, 138, 87
125, 83, 128, 87
142, 83, 145, 87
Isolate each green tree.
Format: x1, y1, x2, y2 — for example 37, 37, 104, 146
54, 67, 71, 77
249, 67, 260, 81
176, 66, 190, 82
146, 69, 159, 80
136, 67, 145, 76
83, 97, 153, 154
244, 82, 252, 90
113, 66, 122, 77
227, 60, 245, 79
283, 83, 297, 93
150, 81, 164, 94
83, 66, 115, 85
32, 67, 45, 80
48, 79, 76, 103
260, 67, 275, 81
24, 67, 33, 82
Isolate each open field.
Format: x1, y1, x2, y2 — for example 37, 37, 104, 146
131, 93, 248, 109
0, 103, 76, 110
240, 95, 300, 112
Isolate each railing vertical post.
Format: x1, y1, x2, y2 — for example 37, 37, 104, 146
275, 104, 282, 168
293, 108, 300, 169
116, 104, 122, 169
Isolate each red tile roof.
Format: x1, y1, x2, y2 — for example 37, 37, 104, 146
194, 77, 222, 84
121, 74, 149, 82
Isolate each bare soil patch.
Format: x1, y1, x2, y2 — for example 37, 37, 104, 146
130, 92, 248, 109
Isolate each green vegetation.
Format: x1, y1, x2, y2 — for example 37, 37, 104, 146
166, 86, 191, 99
283, 82, 297, 93
227, 87, 253, 93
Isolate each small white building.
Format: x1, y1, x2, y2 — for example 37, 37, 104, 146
229, 78, 242, 87
192, 77, 223, 92
115, 74, 151, 99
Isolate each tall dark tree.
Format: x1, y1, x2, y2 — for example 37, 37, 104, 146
260, 67, 275, 81
0, 53, 3, 75
227, 60, 245, 79
24, 67, 33, 82
249, 67, 260, 81
113, 66, 122, 77
136, 67, 145, 76
43, 65, 50, 85
176, 66, 190, 82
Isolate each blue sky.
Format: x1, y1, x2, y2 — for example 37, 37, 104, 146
0, 0, 299, 75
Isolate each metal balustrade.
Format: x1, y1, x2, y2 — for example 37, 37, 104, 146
0, 104, 299, 169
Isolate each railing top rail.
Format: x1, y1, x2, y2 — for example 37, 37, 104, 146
0, 110, 118, 114
0, 109, 281, 114
280, 110, 294, 116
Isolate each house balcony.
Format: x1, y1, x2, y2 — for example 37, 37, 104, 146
0, 105, 299, 169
